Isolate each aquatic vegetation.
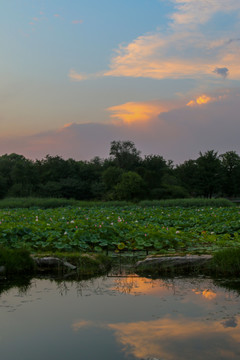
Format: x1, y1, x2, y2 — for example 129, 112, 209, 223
0, 205, 239, 254
0, 247, 34, 274
211, 248, 240, 276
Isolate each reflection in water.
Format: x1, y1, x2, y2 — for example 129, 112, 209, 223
192, 288, 217, 300
1, 275, 240, 360
108, 316, 240, 360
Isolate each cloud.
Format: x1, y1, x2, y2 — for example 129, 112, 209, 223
213, 67, 229, 78
0, 90, 239, 164
107, 101, 168, 124
70, 0, 240, 82
170, 0, 240, 28
54, 14, 60, 17
187, 94, 216, 106
72, 320, 94, 331
68, 69, 88, 81
103, 29, 240, 80
104, 32, 215, 80
72, 20, 83, 24
108, 316, 240, 359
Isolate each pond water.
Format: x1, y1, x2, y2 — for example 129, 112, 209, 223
1, 274, 240, 360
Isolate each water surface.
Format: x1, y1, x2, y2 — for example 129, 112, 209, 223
1, 275, 240, 360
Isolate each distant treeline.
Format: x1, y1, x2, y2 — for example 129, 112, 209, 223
0, 140, 239, 200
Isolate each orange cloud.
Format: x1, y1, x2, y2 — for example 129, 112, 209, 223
192, 288, 217, 300
108, 316, 240, 359
58, 122, 74, 132
72, 320, 94, 331
112, 276, 169, 295
107, 101, 167, 124
170, 0, 240, 28
187, 94, 216, 106
68, 69, 88, 81
104, 32, 215, 80
202, 289, 217, 300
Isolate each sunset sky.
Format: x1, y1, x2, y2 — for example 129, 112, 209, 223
1, 0, 240, 163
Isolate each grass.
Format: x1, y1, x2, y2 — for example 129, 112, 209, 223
0, 197, 234, 209
139, 198, 234, 208
0, 247, 35, 274
210, 248, 240, 276
0, 197, 132, 209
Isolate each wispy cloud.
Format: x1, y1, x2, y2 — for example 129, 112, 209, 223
70, 0, 240, 82
68, 69, 88, 81
72, 320, 94, 331
72, 20, 83, 24
169, 0, 240, 28
68, 69, 103, 81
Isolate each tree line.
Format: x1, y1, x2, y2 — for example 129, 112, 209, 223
0, 140, 239, 200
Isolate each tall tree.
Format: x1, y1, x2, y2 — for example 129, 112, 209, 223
114, 171, 145, 200
219, 151, 240, 197
196, 150, 222, 198
109, 140, 141, 170
140, 154, 169, 189
175, 159, 199, 196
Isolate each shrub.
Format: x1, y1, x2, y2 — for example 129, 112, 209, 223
0, 247, 35, 274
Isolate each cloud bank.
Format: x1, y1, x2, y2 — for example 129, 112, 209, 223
1, 90, 239, 164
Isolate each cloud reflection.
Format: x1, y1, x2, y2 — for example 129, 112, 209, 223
108, 316, 240, 360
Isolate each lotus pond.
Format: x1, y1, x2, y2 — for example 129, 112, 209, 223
0, 205, 240, 253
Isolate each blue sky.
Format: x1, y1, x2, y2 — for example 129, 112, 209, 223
1, 0, 240, 163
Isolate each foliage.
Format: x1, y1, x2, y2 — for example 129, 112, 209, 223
0, 204, 239, 254
0, 247, 35, 274
109, 140, 141, 170
211, 248, 240, 276
114, 171, 146, 200
1, 144, 240, 200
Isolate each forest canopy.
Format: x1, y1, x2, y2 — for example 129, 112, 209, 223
0, 141, 239, 200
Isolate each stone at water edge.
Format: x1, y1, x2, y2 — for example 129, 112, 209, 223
136, 255, 213, 269
33, 257, 77, 270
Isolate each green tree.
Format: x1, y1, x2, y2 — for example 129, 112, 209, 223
0, 153, 37, 197
219, 151, 240, 197
196, 150, 222, 198
114, 171, 145, 200
140, 155, 169, 190
109, 140, 141, 170
175, 159, 199, 196
102, 166, 124, 190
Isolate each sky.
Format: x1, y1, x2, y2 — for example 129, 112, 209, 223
1, 0, 240, 164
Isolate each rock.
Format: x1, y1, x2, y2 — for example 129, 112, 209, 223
33, 257, 76, 270
62, 261, 77, 270
136, 255, 212, 274
34, 257, 62, 267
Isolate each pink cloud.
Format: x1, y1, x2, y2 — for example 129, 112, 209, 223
0, 90, 239, 164
72, 20, 83, 24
